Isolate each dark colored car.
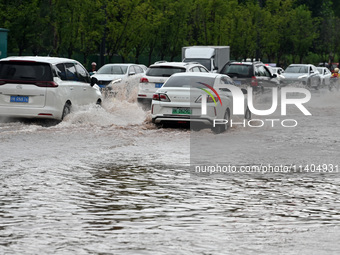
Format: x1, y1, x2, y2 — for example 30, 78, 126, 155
219, 61, 279, 92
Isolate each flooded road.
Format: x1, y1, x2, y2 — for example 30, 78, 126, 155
1, 87, 340, 254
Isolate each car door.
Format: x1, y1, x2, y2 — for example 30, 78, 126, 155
309, 65, 320, 86
126, 65, 140, 87
62, 63, 82, 105
74, 62, 96, 104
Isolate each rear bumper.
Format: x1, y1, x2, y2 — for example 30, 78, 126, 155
0, 106, 62, 120
152, 115, 213, 125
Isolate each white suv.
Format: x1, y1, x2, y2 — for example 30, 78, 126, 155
137, 61, 209, 109
0, 56, 102, 120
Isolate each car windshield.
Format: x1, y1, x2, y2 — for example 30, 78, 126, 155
146, 66, 186, 77
0, 61, 53, 81
183, 59, 211, 70
285, 66, 308, 73
97, 65, 128, 75
220, 64, 251, 77
163, 76, 215, 88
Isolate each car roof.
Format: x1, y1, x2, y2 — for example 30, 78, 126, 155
228, 61, 262, 65
0, 56, 80, 65
170, 72, 226, 78
149, 61, 202, 68
101, 63, 135, 66
288, 64, 313, 66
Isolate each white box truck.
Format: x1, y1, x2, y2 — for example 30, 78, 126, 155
182, 46, 230, 72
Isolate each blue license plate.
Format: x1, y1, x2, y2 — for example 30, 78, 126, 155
10, 96, 29, 103
155, 83, 163, 88
234, 80, 241, 85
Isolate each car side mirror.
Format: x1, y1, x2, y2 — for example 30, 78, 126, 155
90, 77, 98, 87
272, 73, 277, 78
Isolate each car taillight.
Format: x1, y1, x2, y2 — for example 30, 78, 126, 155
35, 81, 58, 87
140, 77, 149, 83
195, 95, 218, 103
152, 93, 170, 102
251, 76, 258, 86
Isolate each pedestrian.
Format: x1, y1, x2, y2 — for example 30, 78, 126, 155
89, 62, 97, 76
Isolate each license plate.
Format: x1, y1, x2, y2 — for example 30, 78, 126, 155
10, 96, 29, 103
155, 83, 163, 88
172, 108, 191, 115
234, 80, 241, 85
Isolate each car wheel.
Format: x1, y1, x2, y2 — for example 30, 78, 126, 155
61, 102, 71, 120
212, 109, 230, 134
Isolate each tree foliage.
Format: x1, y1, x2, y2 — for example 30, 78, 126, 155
0, 0, 338, 67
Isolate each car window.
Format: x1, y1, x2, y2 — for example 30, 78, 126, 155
75, 63, 90, 83
129, 66, 136, 75
163, 76, 215, 88
222, 64, 251, 77
220, 76, 234, 85
199, 66, 209, 72
97, 65, 127, 74
56, 63, 67, 80
259, 66, 271, 77
285, 66, 308, 73
134, 65, 143, 73
65, 63, 79, 81
146, 66, 186, 77
0, 61, 53, 81
254, 66, 260, 76
190, 67, 201, 72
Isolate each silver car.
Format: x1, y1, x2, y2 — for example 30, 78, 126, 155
282, 64, 321, 89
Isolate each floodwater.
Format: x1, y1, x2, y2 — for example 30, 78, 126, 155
1, 85, 340, 254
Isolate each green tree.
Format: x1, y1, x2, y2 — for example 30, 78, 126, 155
288, 5, 319, 63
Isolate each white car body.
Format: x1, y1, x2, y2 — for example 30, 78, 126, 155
317, 67, 332, 86
282, 64, 321, 88
0, 56, 102, 120
269, 67, 285, 84
137, 62, 209, 108
151, 72, 249, 133
92, 63, 145, 91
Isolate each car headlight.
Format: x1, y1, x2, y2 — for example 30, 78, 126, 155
108, 78, 122, 87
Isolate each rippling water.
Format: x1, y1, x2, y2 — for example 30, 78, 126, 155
1, 87, 340, 254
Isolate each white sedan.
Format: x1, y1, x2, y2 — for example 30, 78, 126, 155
151, 72, 250, 133
92, 63, 145, 93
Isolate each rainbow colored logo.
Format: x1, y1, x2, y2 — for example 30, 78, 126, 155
197, 82, 222, 106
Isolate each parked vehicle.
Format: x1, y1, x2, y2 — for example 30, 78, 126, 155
137, 61, 209, 109
92, 63, 145, 91
0, 56, 102, 120
317, 67, 332, 86
282, 64, 321, 89
182, 46, 230, 72
219, 61, 279, 92
151, 72, 250, 133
